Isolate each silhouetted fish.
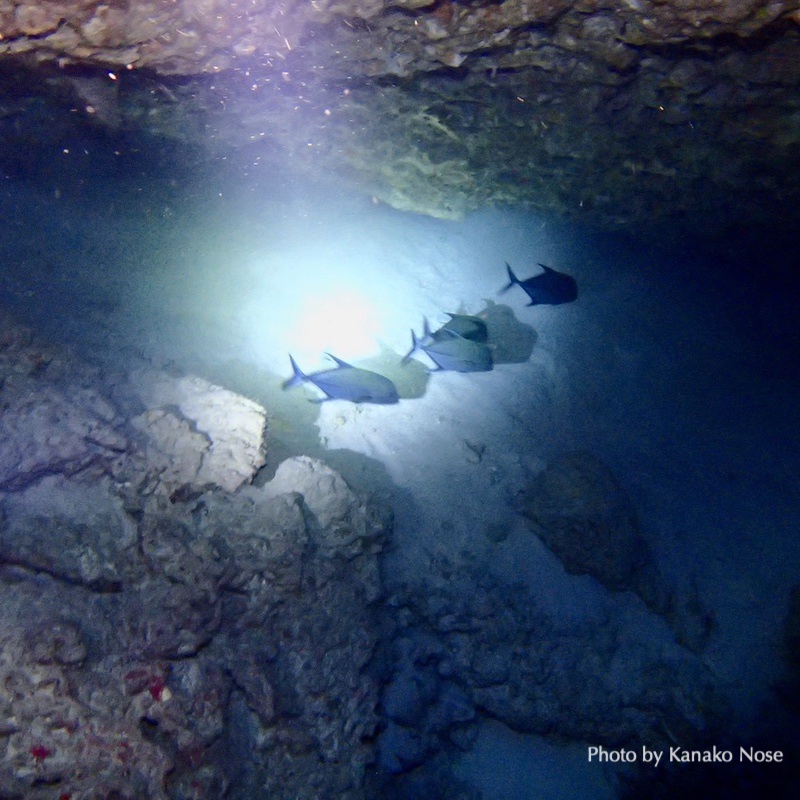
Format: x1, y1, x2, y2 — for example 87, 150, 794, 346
283, 354, 399, 404
433, 313, 488, 343
402, 318, 493, 373
501, 262, 578, 306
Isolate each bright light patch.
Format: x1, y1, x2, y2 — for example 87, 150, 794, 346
288, 289, 381, 360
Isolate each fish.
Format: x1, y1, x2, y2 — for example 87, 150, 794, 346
402, 318, 493, 373
500, 262, 578, 306
433, 313, 488, 343
283, 354, 399, 404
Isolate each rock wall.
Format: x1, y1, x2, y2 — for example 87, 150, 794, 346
0, 312, 388, 799
0, 1, 798, 233
376, 561, 726, 784
0, 0, 796, 76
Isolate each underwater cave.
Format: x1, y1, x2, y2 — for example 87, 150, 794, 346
0, 1, 798, 798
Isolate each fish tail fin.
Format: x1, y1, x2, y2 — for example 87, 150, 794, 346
401, 330, 419, 365
282, 355, 306, 390
422, 316, 433, 342
500, 262, 518, 293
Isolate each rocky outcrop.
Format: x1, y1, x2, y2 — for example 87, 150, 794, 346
0, 312, 387, 799
520, 451, 713, 652
0, 465, 388, 799
378, 562, 726, 778
128, 369, 267, 497
0, 0, 796, 77
0, 312, 266, 499
0, 313, 128, 491
1, 1, 799, 233
521, 451, 652, 593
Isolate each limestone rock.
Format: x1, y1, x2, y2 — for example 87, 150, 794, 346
1, 1, 798, 233
520, 451, 713, 651
0, 0, 794, 76
0, 314, 266, 501
130, 370, 267, 496
0, 311, 382, 797
521, 451, 651, 591
263, 456, 377, 555
0, 440, 387, 799
0, 582, 174, 800
0, 314, 128, 492
0, 478, 139, 590
381, 567, 725, 764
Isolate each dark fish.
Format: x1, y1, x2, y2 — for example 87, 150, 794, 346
283, 354, 399, 404
433, 313, 488, 343
402, 318, 493, 373
501, 262, 578, 306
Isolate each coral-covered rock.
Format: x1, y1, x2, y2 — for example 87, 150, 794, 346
521, 451, 650, 591
0, 328, 387, 799
129, 370, 267, 496
381, 566, 725, 764
520, 451, 712, 651
0, 314, 128, 491
0, 583, 174, 800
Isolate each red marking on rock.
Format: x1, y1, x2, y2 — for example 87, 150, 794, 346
30, 744, 52, 763
148, 678, 166, 700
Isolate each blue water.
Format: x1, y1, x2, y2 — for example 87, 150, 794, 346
1, 133, 798, 798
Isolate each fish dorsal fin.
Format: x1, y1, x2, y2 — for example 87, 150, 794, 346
326, 353, 353, 369
538, 263, 554, 272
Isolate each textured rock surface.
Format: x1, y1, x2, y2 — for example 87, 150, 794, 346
378, 562, 726, 777
0, 469, 387, 798
520, 451, 712, 651
0, 312, 384, 798
521, 451, 650, 591
129, 370, 267, 496
0, 0, 796, 76
0, 312, 128, 491
0, 313, 266, 499
0, 1, 798, 233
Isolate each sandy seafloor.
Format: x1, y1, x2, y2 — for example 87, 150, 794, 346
1, 165, 798, 798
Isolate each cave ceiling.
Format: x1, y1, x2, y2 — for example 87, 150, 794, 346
1, 0, 799, 234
